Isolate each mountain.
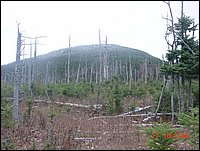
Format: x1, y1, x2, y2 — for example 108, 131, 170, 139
1, 44, 162, 84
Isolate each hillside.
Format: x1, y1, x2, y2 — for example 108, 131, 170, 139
1, 44, 162, 84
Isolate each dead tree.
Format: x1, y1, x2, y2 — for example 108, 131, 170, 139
99, 29, 101, 46
125, 59, 129, 85
155, 77, 167, 117
20, 44, 27, 84
32, 37, 37, 82
67, 35, 71, 83
76, 55, 82, 84
99, 52, 102, 83
95, 62, 98, 84
90, 62, 94, 84
85, 59, 88, 82
28, 41, 32, 91
45, 61, 49, 86
129, 54, 132, 88
64, 61, 67, 83
144, 57, 147, 83
105, 36, 109, 80
13, 22, 22, 123
134, 68, 137, 83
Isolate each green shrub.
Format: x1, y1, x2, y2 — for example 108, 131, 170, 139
1, 99, 14, 128
129, 101, 136, 111
104, 76, 123, 114
23, 96, 34, 126
1, 83, 14, 98
31, 82, 46, 96
177, 107, 199, 150
144, 123, 180, 150
1, 141, 16, 150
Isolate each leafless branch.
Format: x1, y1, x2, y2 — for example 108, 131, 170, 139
20, 46, 25, 53
16, 20, 21, 27
176, 34, 195, 54
165, 34, 173, 49
162, 16, 172, 22
21, 43, 45, 45
21, 35, 47, 39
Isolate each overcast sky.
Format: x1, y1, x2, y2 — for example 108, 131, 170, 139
1, 1, 199, 65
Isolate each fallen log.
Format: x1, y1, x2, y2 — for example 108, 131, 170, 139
88, 113, 172, 120
34, 100, 90, 108
74, 137, 97, 142
118, 105, 152, 117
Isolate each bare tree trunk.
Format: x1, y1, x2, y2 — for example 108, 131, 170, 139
115, 60, 118, 76
129, 54, 132, 88
28, 41, 32, 90
99, 52, 102, 83
67, 36, 71, 83
155, 77, 167, 117
156, 65, 159, 80
105, 37, 109, 80
51, 67, 54, 83
13, 24, 21, 123
137, 69, 140, 82
54, 64, 57, 84
112, 61, 115, 77
144, 57, 147, 83
99, 29, 101, 46
85, 60, 88, 83
20, 43, 27, 84
76, 55, 81, 84
21, 59, 24, 84
32, 37, 37, 83
119, 60, 122, 76
24, 60, 27, 84
134, 68, 137, 83
103, 53, 106, 81
11, 72, 14, 84
64, 62, 67, 83
164, 1, 176, 50
177, 75, 181, 113
171, 91, 174, 124
45, 61, 49, 86
181, 75, 185, 112
125, 59, 129, 85
90, 62, 93, 84
95, 63, 98, 84
187, 78, 192, 111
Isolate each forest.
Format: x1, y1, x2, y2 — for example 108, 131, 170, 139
1, 1, 199, 150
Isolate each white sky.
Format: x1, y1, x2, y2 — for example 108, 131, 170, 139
1, 1, 199, 65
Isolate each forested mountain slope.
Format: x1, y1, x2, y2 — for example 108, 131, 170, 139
1, 44, 162, 84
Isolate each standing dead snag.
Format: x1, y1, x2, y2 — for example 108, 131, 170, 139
13, 22, 22, 123
67, 35, 71, 83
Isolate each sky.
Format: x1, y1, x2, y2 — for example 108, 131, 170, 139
1, 1, 199, 65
